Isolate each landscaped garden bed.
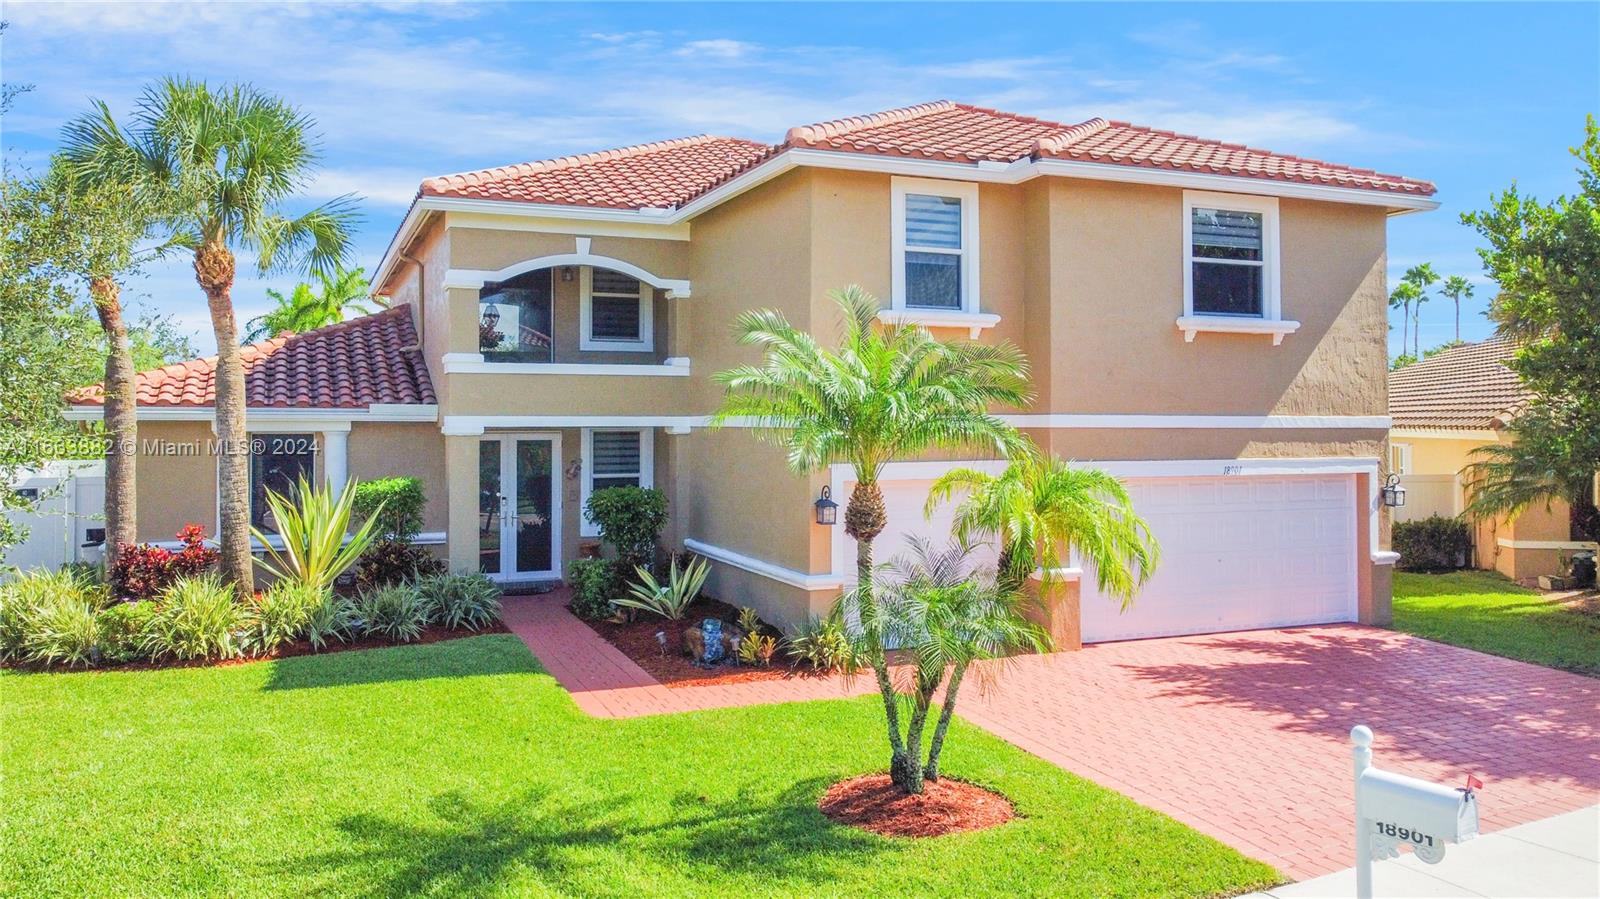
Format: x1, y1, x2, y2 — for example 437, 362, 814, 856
819, 773, 1016, 837
579, 594, 826, 687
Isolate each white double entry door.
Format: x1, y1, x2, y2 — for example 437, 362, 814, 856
478, 432, 561, 581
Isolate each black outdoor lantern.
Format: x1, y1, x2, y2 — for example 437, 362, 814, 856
1381, 473, 1407, 508
814, 486, 839, 526
480, 303, 501, 330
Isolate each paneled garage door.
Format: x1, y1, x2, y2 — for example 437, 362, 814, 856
846, 472, 1357, 644
1079, 475, 1357, 642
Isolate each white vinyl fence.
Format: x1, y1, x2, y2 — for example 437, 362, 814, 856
4, 461, 106, 577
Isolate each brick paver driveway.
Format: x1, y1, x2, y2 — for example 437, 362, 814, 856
955, 626, 1600, 879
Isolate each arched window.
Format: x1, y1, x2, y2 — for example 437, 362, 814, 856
479, 269, 553, 362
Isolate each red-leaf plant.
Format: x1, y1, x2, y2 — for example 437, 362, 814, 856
110, 524, 221, 601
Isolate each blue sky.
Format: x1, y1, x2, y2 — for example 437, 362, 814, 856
4, 1, 1596, 358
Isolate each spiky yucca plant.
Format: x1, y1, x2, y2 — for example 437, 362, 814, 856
252, 476, 381, 592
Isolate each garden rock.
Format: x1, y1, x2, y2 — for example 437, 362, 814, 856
683, 619, 746, 665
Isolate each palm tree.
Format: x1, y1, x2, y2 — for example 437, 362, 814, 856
871, 538, 1047, 786
925, 449, 1160, 602
1388, 282, 1418, 357
1402, 263, 1439, 358
1440, 275, 1474, 343
713, 285, 1031, 793
62, 78, 360, 596
244, 265, 375, 342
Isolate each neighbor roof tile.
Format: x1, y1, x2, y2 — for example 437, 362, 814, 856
1389, 338, 1527, 430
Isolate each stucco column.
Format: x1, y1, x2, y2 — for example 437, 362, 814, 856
444, 434, 481, 572
1025, 568, 1083, 652
321, 428, 350, 496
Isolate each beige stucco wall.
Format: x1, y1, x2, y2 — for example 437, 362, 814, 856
131, 421, 219, 542
347, 423, 448, 533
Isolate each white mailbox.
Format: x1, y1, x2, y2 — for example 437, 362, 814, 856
1351, 725, 1480, 898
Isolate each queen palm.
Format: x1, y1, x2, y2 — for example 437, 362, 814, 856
63, 78, 359, 595
925, 448, 1161, 605
714, 285, 1031, 792
1440, 275, 1474, 343
1402, 262, 1440, 358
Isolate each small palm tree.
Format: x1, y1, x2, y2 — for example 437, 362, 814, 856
245, 266, 375, 342
714, 285, 1031, 793
926, 449, 1161, 604
870, 538, 1047, 788
1389, 282, 1419, 359
1402, 263, 1439, 358
1440, 275, 1474, 343
63, 78, 360, 597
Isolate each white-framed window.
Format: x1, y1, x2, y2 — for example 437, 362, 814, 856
891, 176, 980, 313
579, 428, 654, 537
1183, 190, 1281, 320
1390, 442, 1412, 476
579, 266, 653, 352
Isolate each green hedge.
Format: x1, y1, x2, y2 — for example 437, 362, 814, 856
1393, 515, 1473, 572
351, 477, 427, 543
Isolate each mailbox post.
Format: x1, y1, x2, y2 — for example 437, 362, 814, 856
1351, 725, 1480, 899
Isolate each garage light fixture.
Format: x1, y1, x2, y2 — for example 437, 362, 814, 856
1381, 474, 1406, 508
814, 486, 838, 526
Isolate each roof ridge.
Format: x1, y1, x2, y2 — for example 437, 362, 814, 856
783, 100, 956, 146
422, 135, 751, 194
1032, 117, 1112, 155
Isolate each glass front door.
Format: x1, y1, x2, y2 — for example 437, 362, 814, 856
478, 434, 559, 580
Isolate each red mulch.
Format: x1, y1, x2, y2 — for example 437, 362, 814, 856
3, 621, 509, 674
818, 773, 1016, 837
578, 596, 826, 687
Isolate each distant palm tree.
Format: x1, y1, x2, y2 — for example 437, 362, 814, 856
1402, 263, 1440, 358
1440, 275, 1474, 343
925, 449, 1160, 600
63, 78, 360, 596
1389, 282, 1418, 356
245, 266, 375, 342
713, 285, 1031, 794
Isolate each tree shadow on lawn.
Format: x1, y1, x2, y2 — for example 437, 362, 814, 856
261, 635, 542, 692
293, 778, 886, 898
1120, 629, 1600, 787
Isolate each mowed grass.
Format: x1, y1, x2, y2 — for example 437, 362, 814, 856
1394, 571, 1600, 676
1, 635, 1277, 898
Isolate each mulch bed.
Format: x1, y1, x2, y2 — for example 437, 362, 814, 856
818, 773, 1016, 837
577, 596, 826, 687
3, 621, 509, 674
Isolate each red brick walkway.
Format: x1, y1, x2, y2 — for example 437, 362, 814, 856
503, 594, 1600, 880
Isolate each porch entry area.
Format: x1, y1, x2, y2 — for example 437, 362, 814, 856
479, 432, 560, 581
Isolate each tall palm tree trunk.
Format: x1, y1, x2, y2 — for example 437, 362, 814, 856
195, 241, 252, 598
1400, 301, 1410, 356
1455, 301, 1461, 342
90, 277, 136, 568
924, 661, 967, 781
846, 479, 915, 791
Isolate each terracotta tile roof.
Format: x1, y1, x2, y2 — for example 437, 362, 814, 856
1034, 117, 1435, 196
413, 100, 1433, 212
1389, 338, 1527, 430
420, 135, 775, 209
67, 306, 436, 409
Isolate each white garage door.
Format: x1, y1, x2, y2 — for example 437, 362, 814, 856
842, 472, 1357, 644
1081, 475, 1357, 642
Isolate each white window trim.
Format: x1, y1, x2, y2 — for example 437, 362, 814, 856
1390, 442, 1413, 476
890, 176, 981, 316
579, 265, 653, 353
1179, 190, 1298, 345
579, 427, 655, 537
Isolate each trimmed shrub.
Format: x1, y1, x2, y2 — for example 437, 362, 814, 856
110, 524, 219, 600
566, 558, 620, 620
585, 486, 667, 573
244, 582, 326, 655
142, 575, 246, 661
1393, 515, 1473, 572
98, 601, 156, 663
418, 573, 502, 631
354, 539, 446, 591
351, 477, 427, 543
351, 584, 430, 643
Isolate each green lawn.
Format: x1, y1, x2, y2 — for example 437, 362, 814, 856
1, 635, 1276, 898
1393, 571, 1600, 676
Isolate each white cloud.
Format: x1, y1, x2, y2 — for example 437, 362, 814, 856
674, 39, 756, 60
307, 167, 423, 207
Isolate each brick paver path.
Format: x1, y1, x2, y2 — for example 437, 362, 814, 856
503, 593, 1600, 880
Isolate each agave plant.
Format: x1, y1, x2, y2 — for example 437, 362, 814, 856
613, 554, 710, 621
252, 476, 381, 592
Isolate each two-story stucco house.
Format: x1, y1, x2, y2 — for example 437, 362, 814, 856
68, 101, 1438, 642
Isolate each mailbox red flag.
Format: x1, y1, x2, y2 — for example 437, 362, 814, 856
1465, 774, 1484, 791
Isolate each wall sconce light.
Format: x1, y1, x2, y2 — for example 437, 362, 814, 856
561, 266, 576, 282
480, 303, 501, 330
814, 486, 838, 526
1381, 473, 1407, 508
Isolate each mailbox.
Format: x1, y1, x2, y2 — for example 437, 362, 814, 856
1351, 725, 1480, 898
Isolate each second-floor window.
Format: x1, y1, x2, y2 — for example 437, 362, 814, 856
581, 267, 653, 352
1184, 191, 1281, 320
480, 269, 553, 362
892, 177, 979, 313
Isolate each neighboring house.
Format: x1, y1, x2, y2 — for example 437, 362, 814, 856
67, 100, 1440, 642
1389, 338, 1598, 580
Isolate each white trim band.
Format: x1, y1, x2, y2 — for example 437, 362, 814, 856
684, 538, 844, 591
999, 414, 1390, 430
1371, 551, 1402, 566
1028, 567, 1084, 582
1495, 539, 1598, 551
65, 405, 439, 424
1176, 316, 1301, 345
442, 356, 690, 376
